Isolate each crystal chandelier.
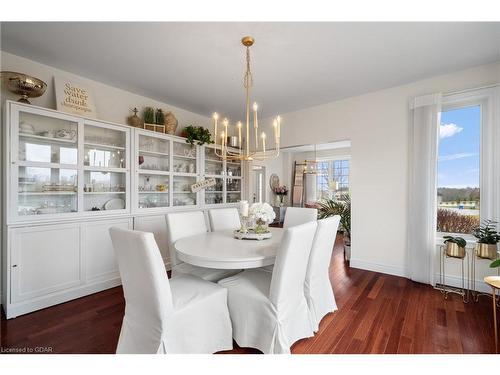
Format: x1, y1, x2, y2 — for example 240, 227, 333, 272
212, 36, 281, 161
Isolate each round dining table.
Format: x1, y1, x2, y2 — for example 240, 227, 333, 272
174, 227, 284, 269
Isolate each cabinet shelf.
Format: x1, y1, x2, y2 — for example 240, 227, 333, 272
18, 161, 77, 169
139, 150, 169, 157
84, 191, 126, 195
173, 191, 194, 194
172, 172, 197, 177
20, 133, 77, 145
18, 191, 76, 196
84, 166, 127, 173
84, 142, 125, 151
139, 191, 169, 194
138, 169, 170, 175
206, 191, 223, 194
173, 154, 196, 160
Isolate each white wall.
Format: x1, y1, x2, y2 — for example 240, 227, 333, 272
0, 51, 211, 130
262, 62, 499, 279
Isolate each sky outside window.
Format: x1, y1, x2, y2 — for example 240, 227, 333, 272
438, 105, 480, 189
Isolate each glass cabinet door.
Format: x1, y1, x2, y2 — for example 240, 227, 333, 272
173, 176, 197, 206
84, 124, 126, 168
136, 132, 170, 210
204, 146, 224, 205
173, 141, 197, 174
83, 122, 129, 212
205, 177, 224, 205
226, 176, 242, 203
226, 159, 242, 204
16, 110, 79, 216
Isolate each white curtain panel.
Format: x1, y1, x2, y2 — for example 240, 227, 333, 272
218, 221, 317, 354
408, 93, 442, 284
305, 216, 341, 332
109, 227, 233, 354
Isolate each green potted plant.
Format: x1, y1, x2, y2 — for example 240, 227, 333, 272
155, 108, 165, 125
182, 125, 214, 146
143, 107, 155, 125
318, 194, 351, 261
473, 219, 500, 260
443, 236, 467, 259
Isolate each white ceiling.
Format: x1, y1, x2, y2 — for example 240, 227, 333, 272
1, 22, 499, 118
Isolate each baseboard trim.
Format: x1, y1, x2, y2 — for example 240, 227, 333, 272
434, 273, 492, 295
350, 258, 408, 278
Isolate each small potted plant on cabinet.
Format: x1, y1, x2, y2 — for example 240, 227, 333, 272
182, 125, 214, 146
443, 236, 467, 259
473, 219, 500, 260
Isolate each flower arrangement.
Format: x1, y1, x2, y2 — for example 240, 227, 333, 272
273, 185, 288, 196
273, 185, 288, 205
249, 202, 276, 233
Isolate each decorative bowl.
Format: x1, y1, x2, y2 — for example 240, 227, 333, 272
1, 71, 47, 104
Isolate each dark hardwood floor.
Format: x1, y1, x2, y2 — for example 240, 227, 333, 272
1, 235, 497, 354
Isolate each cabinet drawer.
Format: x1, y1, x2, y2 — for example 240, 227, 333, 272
10, 223, 82, 303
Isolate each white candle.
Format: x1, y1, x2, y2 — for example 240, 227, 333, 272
221, 131, 225, 154
213, 113, 218, 140
223, 118, 228, 147
277, 115, 281, 138
261, 132, 266, 153
240, 200, 249, 217
273, 119, 278, 140
253, 103, 258, 129
237, 121, 242, 148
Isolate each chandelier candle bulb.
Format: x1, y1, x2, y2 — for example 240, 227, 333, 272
273, 119, 278, 140
253, 102, 259, 148
213, 113, 219, 138
277, 116, 281, 138
261, 132, 266, 153
237, 121, 242, 148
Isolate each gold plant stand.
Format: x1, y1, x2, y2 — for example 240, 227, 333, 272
471, 250, 500, 305
435, 245, 470, 303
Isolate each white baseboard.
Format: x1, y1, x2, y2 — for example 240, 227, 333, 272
349, 258, 408, 278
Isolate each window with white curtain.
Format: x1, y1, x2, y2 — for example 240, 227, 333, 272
436, 87, 499, 237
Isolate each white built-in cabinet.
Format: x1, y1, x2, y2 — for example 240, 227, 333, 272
1, 101, 244, 318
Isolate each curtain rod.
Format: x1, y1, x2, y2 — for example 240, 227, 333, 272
444, 83, 499, 97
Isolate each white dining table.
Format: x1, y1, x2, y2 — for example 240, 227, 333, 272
174, 227, 284, 269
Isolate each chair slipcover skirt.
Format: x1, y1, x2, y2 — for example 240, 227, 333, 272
219, 269, 313, 354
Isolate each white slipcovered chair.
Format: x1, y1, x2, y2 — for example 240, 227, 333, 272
165, 211, 238, 282
261, 206, 318, 272
208, 207, 241, 231
218, 221, 317, 354
109, 227, 233, 354
305, 216, 341, 332
283, 207, 318, 229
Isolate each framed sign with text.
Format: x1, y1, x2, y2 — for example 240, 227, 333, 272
54, 76, 97, 118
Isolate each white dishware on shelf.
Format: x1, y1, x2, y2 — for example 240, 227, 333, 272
104, 198, 125, 210
19, 122, 35, 134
